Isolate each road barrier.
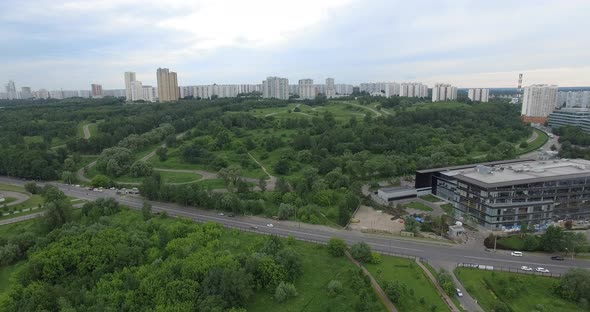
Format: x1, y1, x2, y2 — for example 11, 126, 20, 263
457, 262, 562, 278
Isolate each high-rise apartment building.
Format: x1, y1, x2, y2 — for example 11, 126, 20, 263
124, 72, 136, 101
130, 81, 144, 101
326, 78, 336, 98
400, 82, 428, 98
156, 68, 180, 102
91, 84, 103, 98
262, 76, 289, 100
468, 88, 489, 102
521, 84, 558, 123
298, 79, 315, 99
5, 80, 17, 100
432, 83, 457, 102
103, 89, 126, 98
142, 86, 156, 102
335, 84, 354, 95
20, 87, 32, 99
556, 91, 590, 109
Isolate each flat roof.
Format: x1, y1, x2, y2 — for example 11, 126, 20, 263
416, 158, 535, 174
450, 159, 590, 188
379, 186, 413, 194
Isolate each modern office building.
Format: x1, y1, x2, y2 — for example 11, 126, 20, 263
156, 68, 179, 102
548, 108, 590, 132
416, 159, 590, 230
432, 83, 457, 102
400, 82, 428, 98
124, 72, 136, 101
521, 84, 558, 123
262, 76, 289, 100
468, 88, 489, 102
556, 91, 590, 108
20, 87, 32, 99
326, 78, 336, 98
91, 84, 103, 98
298, 79, 315, 99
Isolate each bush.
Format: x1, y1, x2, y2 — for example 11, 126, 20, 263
24, 182, 40, 194
351, 242, 372, 263
327, 280, 343, 297
327, 238, 347, 257
370, 252, 382, 264
274, 282, 298, 303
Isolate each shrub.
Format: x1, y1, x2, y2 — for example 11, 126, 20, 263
327, 238, 347, 257
274, 282, 298, 303
370, 252, 382, 264
327, 280, 343, 297
351, 242, 372, 263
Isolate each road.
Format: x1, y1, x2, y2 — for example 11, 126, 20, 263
520, 127, 560, 160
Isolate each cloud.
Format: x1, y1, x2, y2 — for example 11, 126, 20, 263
0, 0, 589, 89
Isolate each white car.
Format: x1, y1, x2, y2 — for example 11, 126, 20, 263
511, 251, 523, 257
266, 223, 274, 228
536, 267, 550, 273
520, 266, 533, 271
218, 212, 225, 216
456, 289, 463, 297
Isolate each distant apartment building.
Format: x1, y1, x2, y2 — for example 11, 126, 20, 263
156, 68, 180, 102
181, 84, 241, 99
78, 90, 91, 98
521, 84, 559, 123
548, 108, 590, 132
91, 84, 103, 98
400, 82, 428, 98
5, 80, 17, 100
35, 89, 49, 99
298, 79, 315, 99
103, 89, 126, 98
468, 88, 489, 102
20, 87, 32, 99
262, 76, 289, 100
335, 84, 354, 95
124, 72, 136, 101
326, 78, 336, 98
142, 86, 156, 102
556, 91, 590, 108
0, 92, 7, 99
432, 83, 458, 102
360, 82, 401, 97
130, 81, 144, 101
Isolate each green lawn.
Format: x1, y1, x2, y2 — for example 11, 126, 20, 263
0, 197, 17, 205
24, 135, 67, 147
406, 102, 468, 111
420, 194, 441, 203
195, 179, 230, 189
455, 268, 582, 312
440, 203, 455, 215
87, 167, 203, 185
365, 256, 449, 312
216, 231, 387, 312
494, 235, 528, 250
0, 261, 25, 295
516, 129, 549, 155
403, 202, 433, 212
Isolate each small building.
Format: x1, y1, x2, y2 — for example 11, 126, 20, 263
448, 224, 466, 241
377, 186, 430, 202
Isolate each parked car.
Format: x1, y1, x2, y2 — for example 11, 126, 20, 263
551, 256, 564, 261
228, 213, 235, 217
218, 212, 225, 216
456, 289, 463, 297
536, 267, 550, 273
511, 251, 523, 257
266, 223, 274, 228
520, 266, 533, 271
250, 226, 259, 230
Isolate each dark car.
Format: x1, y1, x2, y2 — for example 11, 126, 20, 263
551, 256, 564, 261
228, 213, 235, 217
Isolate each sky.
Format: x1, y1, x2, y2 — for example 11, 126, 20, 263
1, 0, 589, 90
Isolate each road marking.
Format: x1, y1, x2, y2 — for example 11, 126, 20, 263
463, 256, 581, 269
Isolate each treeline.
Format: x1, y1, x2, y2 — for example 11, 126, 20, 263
555, 125, 590, 160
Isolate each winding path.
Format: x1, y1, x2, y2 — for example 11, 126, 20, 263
83, 123, 92, 139
0, 191, 30, 207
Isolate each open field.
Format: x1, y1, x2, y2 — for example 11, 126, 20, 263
365, 256, 450, 312
455, 268, 582, 312
440, 203, 455, 215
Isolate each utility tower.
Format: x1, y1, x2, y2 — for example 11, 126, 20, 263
517, 73, 523, 100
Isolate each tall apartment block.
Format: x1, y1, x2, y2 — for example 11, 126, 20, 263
91, 84, 103, 98
432, 83, 457, 102
124, 72, 136, 101
156, 68, 180, 102
298, 79, 315, 99
521, 84, 558, 123
262, 76, 289, 100
468, 88, 489, 102
400, 82, 428, 98
326, 78, 336, 98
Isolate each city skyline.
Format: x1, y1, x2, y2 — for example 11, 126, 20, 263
1, 0, 589, 89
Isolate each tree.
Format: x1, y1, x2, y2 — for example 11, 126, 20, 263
327, 238, 347, 257
555, 268, 590, 304
277, 203, 295, 220
130, 161, 153, 178
327, 280, 343, 297
42, 199, 73, 231
523, 235, 539, 251
61, 171, 77, 184
275, 248, 302, 281
91, 175, 111, 188
383, 280, 407, 303
540, 225, 565, 252
551, 144, 558, 151
351, 242, 372, 263
258, 178, 267, 192
274, 158, 290, 175
142, 201, 152, 220
404, 216, 420, 234
436, 269, 455, 296
261, 235, 284, 256
274, 282, 298, 303
24, 182, 40, 194
156, 147, 168, 161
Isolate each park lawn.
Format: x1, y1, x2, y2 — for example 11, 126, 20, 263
77, 156, 98, 170
516, 129, 549, 155
455, 268, 582, 312
403, 202, 433, 212
195, 179, 229, 190
87, 123, 99, 137
406, 101, 468, 111
249, 103, 299, 118
440, 203, 455, 215
90, 169, 202, 185
134, 142, 164, 161
365, 256, 450, 312
420, 194, 441, 203
0, 197, 17, 205
215, 230, 387, 312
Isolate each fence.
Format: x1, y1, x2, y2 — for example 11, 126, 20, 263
457, 262, 562, 278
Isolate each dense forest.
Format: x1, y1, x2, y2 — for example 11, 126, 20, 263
554, 126, 590, 159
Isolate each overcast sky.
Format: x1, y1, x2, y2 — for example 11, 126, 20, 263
1, 0, 589, 90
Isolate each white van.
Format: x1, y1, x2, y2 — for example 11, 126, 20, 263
511, 251, 523, 257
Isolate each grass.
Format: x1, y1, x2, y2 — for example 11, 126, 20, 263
195, 179, 231, 189
87, 167, 203, 185
440, 203, 455, 215
0, 261, 25, 295
516, 128, 549, 155
216, 231, 387, 312
406, 102, 468, 111
365, 256, 450, 312
420, 194, 441, 203
0, 197, 17, 205
455, 268, 582, 312
403, 202, 433, 212
0, 183, 45, 220
494, 235, 528, 250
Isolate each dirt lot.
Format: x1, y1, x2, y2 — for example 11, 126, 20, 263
349, 205, 405, 234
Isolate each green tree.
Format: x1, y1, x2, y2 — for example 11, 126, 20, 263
91, 174, 111, 188
540, 225, 565, 252
327, 238, 347, 257
274, 282, 298, 303
142, 201, 152, 220
24, 182, 40, 194
555, 268, 590, 304
156, 147, 168, 161
351, 242, 372, 263
404, 216, 421, 234
42, 199, 73, 231
327, 280, 343, 297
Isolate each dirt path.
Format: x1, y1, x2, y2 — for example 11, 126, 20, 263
247, 152, 277, 191
344, 102, 382, 117
83, 123, 92, 139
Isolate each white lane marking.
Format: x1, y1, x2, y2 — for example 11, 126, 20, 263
463, 256, 586, 269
